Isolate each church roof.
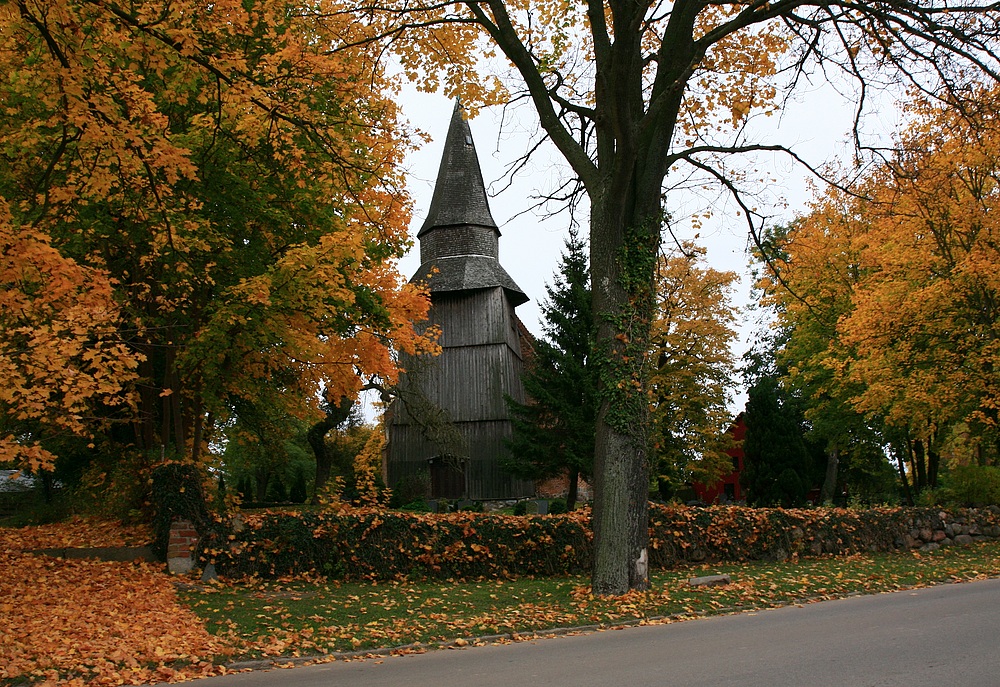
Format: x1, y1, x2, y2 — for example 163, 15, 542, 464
418, 101, 498, 236
412, 99, 527, 306
410, 255, 528, 306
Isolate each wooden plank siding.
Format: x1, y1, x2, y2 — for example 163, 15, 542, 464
386, 420, 535, 499
426, 290, 523, 352
395, 344, 524, 422
386, 286, 534, 500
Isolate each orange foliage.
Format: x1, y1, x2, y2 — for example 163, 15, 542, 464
759, 88, 1000, 466
0, 201, 139, 472
0, 519, 231, 685
649, 243, 739, 488
0, 0, 438, 469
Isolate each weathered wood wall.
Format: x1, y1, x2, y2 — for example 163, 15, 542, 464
386, 287, 534, 500
387, 420, 534, 499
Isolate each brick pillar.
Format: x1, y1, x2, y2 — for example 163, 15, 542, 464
167, 518, 198, 574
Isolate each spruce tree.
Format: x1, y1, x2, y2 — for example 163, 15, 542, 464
741, 375, 820, 507
503, 228, 595, 510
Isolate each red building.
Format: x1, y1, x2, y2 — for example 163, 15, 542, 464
692, 413, 745, 504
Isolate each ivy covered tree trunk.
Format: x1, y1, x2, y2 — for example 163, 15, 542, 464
588, 187, 661, 595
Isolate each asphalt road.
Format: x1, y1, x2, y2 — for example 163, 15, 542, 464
193, 578, 1000, 687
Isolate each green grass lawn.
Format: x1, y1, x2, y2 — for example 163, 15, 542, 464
178, 540, 1000, 661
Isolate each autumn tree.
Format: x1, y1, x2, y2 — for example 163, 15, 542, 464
648, 243, 738, 498
0, 199, 138, 472
760, 89, 1000, 500
834, 93, 1000, 484
751, 219, 885, 503
504, 228, 596, 511
0, 0, 436, 486
348, 0, 1000, 593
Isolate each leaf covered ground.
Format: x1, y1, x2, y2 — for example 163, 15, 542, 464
1, 519, 232, 685
3, 518, 1000, 686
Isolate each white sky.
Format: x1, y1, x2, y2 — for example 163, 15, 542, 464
394, 83, 900, 412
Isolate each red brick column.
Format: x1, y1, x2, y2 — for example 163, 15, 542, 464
167, 518, 198, 574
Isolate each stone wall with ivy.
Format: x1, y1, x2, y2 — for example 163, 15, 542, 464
200, 504, 1000, 581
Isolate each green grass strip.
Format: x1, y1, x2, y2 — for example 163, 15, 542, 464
178, 540, 1000, 661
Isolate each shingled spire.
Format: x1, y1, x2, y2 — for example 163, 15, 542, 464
412, 100, 527, 306
418, 100, 497, 237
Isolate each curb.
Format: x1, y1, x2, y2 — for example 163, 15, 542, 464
224, 612, 710, 671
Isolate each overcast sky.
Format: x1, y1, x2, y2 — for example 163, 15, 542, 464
394, 83, 900, 411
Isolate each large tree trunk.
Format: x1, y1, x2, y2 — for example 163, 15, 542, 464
588, 191, 659, 595
474, 0, 689, 598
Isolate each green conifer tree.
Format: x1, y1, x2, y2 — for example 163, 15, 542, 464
741, 375, 821, 507
504, 228, 595, 510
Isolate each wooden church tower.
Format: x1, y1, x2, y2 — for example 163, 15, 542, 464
385, 101, 534, 500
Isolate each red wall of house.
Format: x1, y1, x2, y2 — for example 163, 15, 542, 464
692, 414, 745, 505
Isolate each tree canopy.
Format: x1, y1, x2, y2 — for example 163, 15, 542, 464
756, 88, 1000, 500
0, 0, 437, 477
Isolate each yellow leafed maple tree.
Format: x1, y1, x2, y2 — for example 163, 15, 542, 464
0, 199, 138, 471
648, 243, 739, 496
0, 0, 437, 475
761, 88, 1000, 485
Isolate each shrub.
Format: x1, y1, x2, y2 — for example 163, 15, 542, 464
203, 509, 593, 580
389, 472, 430, 507
265, 475, 288, 503
236, 476, 254, 502
399, 498, 432, 513
548, 498, 568, 515
201, 503, 1000, 582
940, 465, 1000, 506
288, 468, 309, 504
512, 500, 527, 516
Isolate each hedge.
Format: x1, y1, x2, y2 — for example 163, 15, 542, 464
200, 504, 1000, 581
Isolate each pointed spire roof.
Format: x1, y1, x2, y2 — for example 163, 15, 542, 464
411, 99, 526, 307
418, 100, 498, 237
